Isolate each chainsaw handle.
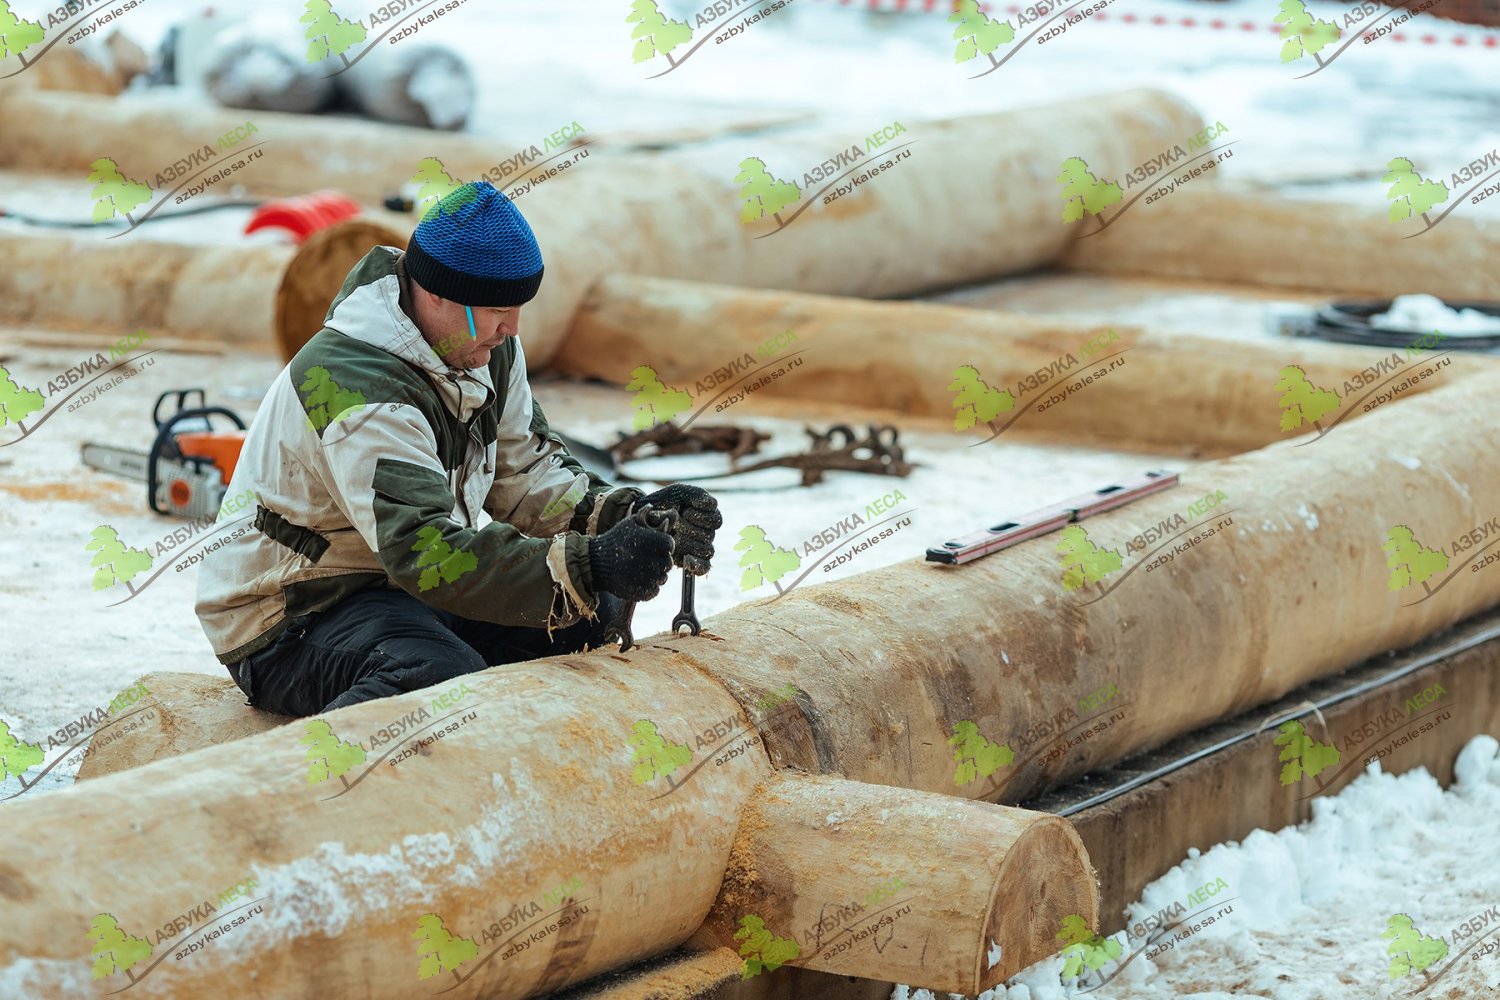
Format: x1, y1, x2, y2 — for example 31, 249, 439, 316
146, 406, 248, 517
153, 389, 207, 428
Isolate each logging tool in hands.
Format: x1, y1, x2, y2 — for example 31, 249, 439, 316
603, 504, 705, 652
602, 505, 671, 652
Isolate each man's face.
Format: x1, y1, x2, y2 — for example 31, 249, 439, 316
417, 289, 522, 370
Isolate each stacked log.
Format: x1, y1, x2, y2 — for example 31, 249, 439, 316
0, 87, 1204, 365
1060, 187, 1500, 301
12, 369, 1500, 997
558, 273, 1495, 455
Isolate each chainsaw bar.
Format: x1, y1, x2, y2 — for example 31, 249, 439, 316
80, 443, 151, 482
926, 470, 1179, 565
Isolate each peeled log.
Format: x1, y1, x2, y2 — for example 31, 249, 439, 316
0, 89, 522, 202
9, 372, 1500, 997
1061, 187, 1500, 300
78, 701, 1096, 992
704, 773, 1095, 991
558, 274, 1496, 455
0, 655, 766, 998
679, 371, 1500, 800
0, 230, 291, 344
0, 670, 1094, 997
0, 88, 1203, 366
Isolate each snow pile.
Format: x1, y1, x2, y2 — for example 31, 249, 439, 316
1372, 294, 1500, 334
895, 736, 1500, 999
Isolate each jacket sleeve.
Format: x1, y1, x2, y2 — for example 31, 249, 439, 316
483, 338, 644, 538
319, 400, 598, 631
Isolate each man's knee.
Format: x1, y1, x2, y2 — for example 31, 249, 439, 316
372, 635, 489, 693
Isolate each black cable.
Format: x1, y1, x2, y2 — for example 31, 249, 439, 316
0, 198, 267, 230
1298, 299, 1500, 350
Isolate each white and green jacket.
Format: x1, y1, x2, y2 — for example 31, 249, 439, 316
195, 246, 642, 665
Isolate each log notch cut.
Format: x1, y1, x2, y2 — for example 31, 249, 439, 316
701, 773, 1095, 992
1060, 187, 1500, 300
10, 371, 1500, 996
0, 87, 1203, 365
74, 674, 291, 783
557, 273, 1496, 455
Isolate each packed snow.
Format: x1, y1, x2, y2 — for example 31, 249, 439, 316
1373, 294, 1500, 335
895, 737, 1500, 1000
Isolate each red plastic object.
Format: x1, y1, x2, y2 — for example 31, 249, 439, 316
244, 191, 362, 244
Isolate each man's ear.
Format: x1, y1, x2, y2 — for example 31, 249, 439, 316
410, 282, 437, 308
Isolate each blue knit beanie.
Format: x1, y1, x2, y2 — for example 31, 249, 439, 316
405, 181, 544, 307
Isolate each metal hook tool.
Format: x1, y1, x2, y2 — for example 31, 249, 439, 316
606, 504, 677, 653
672, 572, 700, 637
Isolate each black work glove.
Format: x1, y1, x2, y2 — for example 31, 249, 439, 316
634, 484, 721, 576
588, 511, 675, 602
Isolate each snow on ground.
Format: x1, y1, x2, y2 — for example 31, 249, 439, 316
896, 736, 1500, 1000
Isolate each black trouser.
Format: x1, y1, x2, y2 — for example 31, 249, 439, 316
229, 587, 624, 716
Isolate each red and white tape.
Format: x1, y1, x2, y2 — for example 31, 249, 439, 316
811, 0, 1499, 46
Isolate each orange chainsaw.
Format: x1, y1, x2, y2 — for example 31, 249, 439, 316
81, 389, 247, 520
